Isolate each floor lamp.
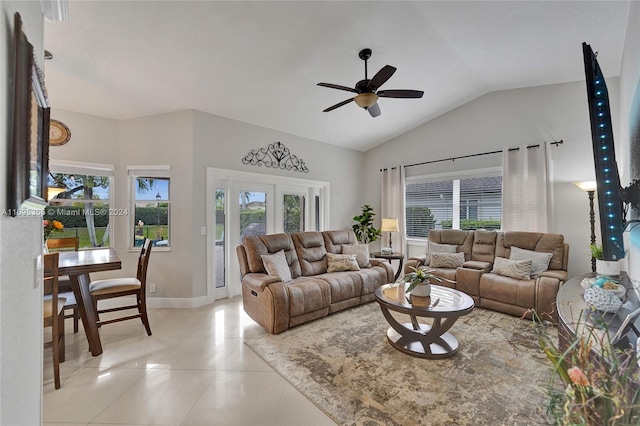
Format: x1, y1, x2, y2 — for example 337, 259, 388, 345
381, 218, 399, 254
575, 181, 597, 272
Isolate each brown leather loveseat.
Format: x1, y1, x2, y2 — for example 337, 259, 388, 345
237, 230, 394, 333
405, 230, 569, 320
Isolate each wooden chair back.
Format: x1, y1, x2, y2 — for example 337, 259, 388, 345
47, 237, 79, 251
90, 238, 153, 336
43, 252, 65, 389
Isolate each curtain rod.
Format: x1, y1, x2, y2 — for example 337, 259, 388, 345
391, 140, 564, 170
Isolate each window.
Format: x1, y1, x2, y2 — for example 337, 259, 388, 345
405, 173, 502, 238
46, 161, 114, 249
129, 166, 171, 249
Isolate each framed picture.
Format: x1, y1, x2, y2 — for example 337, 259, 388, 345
9, 13, 50, 216
612, 306, 640, 344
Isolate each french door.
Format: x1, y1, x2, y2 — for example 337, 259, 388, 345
206, 168, 329, 302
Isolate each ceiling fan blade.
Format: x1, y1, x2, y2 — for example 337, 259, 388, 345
377, 89, 424, 98
368, 103, 381, 118
317, 83, 358, 93
323, 97, 355, 112
368, 65, 396, 90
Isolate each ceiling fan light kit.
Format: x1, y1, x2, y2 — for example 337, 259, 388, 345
354, 93, 378, 109
318, 48, 423, 117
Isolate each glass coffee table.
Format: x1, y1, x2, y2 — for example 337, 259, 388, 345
374, 283, 475, 359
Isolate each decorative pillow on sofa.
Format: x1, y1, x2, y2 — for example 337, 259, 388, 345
509, 246, 553, 277
491, 256, 532, 280
425, 241, 457, 266
326, 252, 360, 272
342, 244, 371, 268
261, 250, 292, 283
429, 252, 465, 268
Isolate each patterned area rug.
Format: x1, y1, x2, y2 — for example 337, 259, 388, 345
245, 302, 556, 426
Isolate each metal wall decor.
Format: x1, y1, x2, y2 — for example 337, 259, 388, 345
242, 141, 309, 173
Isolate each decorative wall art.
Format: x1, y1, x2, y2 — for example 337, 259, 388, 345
9, 13, 50, 215
242, 141, 309, 173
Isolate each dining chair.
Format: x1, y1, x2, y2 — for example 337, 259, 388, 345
47, 236, 79, 251
47, 236, 80, 333
89, 238, 153, 335
43, 252, 66, 389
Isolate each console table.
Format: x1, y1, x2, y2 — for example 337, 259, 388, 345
557, 272, 637, 349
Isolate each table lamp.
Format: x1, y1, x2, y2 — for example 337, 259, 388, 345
381, 218, 399, 254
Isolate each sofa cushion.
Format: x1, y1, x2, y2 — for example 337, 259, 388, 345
425, 241, 457, 265
471, 230, 497, 263
292, 232, 328, 276
491, 256, 532, 280
326, 253, 360, 272
342, 244, 371, 268
261, 250, 292, 283
242, 233, 301, 277
509, 246, 553, 277
429, 252, 465, 268
323, 230, 358, 254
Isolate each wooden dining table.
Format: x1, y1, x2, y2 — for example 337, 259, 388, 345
58, 248, 122, 356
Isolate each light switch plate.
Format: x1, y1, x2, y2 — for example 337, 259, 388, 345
200, 226, 207, 235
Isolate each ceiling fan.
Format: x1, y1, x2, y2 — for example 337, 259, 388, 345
318, 48, 424, 118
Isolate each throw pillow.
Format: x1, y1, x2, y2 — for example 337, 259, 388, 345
261, 250, 292, 283
429, 252, 465, 268
425, 241, 457, 266
509, 246, 553, 277
491, 256, 532, 280
326, 252, 360, 272
342, 244, 371, 268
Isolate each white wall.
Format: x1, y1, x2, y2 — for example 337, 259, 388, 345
363, 80, 622, 277
0, 2, 45, 424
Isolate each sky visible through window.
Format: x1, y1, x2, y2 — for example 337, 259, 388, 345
136, 178, 170, 201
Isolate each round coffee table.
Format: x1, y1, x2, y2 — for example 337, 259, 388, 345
374, 283, 475, 359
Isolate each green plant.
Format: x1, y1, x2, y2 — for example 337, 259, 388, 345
352, 204, 381, 244
401, 267, 453, 293
590, 244, 604, 260
531, 310, 640, 425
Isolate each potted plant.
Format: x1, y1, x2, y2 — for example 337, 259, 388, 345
590, 244, 621, 276
402, 267, 453, 297
352, 204, 381, 244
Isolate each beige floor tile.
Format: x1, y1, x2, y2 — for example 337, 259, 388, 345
180, 371, 286, 425
91, 369, 216, 425
154, 336, 241, 371
43, 296, 335, 425
274, 385, 338, 426
43, 367, 146, 423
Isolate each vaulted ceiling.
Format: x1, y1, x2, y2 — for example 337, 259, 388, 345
44, 1, 631, 151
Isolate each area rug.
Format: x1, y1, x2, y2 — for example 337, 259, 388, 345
245, 302, 556, 426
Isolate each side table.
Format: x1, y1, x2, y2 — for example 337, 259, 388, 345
371, 252, 404, 281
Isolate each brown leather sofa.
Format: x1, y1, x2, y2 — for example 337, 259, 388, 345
237, 230, 394, 333
405, 229, 569, 320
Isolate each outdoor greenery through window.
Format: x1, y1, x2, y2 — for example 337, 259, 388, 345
45, 171, 112, 249
405, 174, 502, 238
133, 177, 170, 248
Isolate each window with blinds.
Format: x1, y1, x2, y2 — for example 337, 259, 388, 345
405, 174, 502, 238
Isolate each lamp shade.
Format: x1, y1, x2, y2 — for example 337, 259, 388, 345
574, 181, 597, 192
354, 93, 379, 109
381, 218, 399, 232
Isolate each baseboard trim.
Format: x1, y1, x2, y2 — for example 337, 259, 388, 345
97, 295, 213, 310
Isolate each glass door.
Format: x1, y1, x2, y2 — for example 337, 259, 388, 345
214, 188, 226, 289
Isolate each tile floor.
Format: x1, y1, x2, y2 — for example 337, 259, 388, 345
43, 297, 336, 425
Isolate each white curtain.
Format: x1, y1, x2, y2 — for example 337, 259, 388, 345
501, 144, 554, 232
381, 166, 406, 254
